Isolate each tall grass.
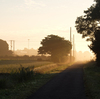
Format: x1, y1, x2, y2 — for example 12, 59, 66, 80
0, 62, 72, 99
11, 65, 34, 83
84, 61, 100, 99
0, 66, 34, 89
0, 61, 53, 73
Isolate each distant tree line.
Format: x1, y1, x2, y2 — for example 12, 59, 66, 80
14, 48, 38, 56
0, 39, 13, 56
0, 55, 51, 61
0, 35, 72, 63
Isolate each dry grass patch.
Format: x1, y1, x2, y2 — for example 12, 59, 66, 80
0, 61, 53, 73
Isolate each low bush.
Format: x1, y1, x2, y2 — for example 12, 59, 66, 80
0, 79, 7, 89
11, 65, 34, 83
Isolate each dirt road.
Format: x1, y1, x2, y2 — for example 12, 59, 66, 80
27, 63, 87, 99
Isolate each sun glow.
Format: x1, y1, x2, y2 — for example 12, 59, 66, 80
0, 0, 94, 56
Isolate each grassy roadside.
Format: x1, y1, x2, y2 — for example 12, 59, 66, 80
0, 63, 73, 99
83, 61, 100, 99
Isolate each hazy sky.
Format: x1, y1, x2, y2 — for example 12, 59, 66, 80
0, 0, 94, 52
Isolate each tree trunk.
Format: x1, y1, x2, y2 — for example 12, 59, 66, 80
96, 53, 100, 67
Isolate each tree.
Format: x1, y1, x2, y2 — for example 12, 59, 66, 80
0, 39, 13, 56
38, 35, 72, 63
89, 30, 100, 66
75, 0, 100, 66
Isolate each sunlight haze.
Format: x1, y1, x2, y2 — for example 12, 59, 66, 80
0, 0, 94, 53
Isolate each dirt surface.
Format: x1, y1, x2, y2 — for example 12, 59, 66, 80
27, 62, 87, 99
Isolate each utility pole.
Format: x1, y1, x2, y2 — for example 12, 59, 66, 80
10, 40, 15, 51
13, 40, 15, 51
70, 27, 72, 62
10, 40, 12, 51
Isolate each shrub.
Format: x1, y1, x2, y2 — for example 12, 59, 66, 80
11, 65, 34, 83
0, 79, 7, 89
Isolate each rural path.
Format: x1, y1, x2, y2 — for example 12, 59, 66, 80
27, 62, 87, 99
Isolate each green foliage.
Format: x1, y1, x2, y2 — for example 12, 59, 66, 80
0, 79, 7, 89
0, 62, 72, 99
0, 66, 35, 90
75, 0, 100, 41
86, 0, 100, 20
11, 65, 34, 83
84, 61, 100, 99
75, 0, 100, 66
38, 35, 72, 63
89, 30, 100, 54
89, 30, 100, 66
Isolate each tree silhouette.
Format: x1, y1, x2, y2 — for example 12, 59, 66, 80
38, 35, 72, 63
75, 0, 100, 66
0, 39, 13, 56
89, 30, 100, 66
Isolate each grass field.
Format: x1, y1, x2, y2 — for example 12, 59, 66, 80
0, 60, 72, 99
0, 60, 53, 73
83, 61, 100, 99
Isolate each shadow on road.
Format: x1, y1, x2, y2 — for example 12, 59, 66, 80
27, 62, 87, 99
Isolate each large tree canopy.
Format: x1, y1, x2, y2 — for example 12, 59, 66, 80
75, 0, 100, 40
38, 35, 72, 62
75, 0, 100, 66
